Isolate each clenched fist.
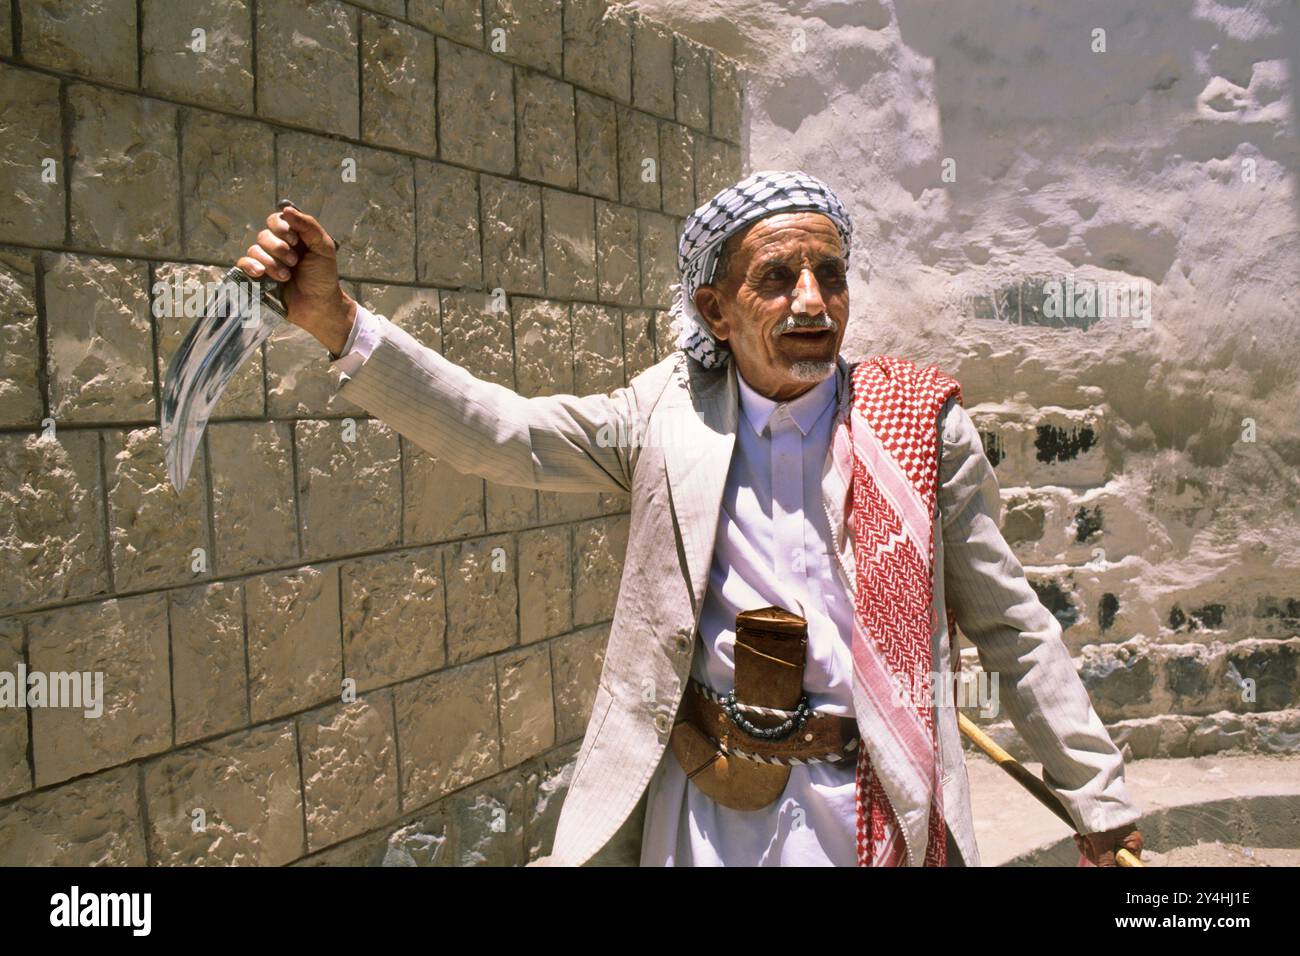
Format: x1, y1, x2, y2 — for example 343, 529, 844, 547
1074, 824, 1144, 867
235, 204, 357, 357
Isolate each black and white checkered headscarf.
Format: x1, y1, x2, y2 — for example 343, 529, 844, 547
669, 169, 853, 369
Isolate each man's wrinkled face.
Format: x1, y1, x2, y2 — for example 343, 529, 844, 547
693, 212, 849, 402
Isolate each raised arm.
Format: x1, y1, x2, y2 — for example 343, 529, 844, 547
235, 204, 636, 495
334, 306, 636, 493
937, 398, 1142, 839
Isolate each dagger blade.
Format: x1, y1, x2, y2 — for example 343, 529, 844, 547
160, 266, 286, 493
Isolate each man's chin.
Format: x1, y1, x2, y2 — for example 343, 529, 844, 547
788, 360, 837, 383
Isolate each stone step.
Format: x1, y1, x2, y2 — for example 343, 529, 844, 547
956, 635, 1300, 723
965, 707, 1300, 762
964, 434, 1300, 657
969, 554, 1300, 655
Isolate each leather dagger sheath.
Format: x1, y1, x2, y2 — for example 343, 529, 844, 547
669, 605, 858, 811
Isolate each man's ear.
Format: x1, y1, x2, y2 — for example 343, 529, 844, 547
693, 286, 730, 342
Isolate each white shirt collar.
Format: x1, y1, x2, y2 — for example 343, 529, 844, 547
737, 367, 838, 438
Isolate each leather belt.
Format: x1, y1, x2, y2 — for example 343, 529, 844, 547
680, 678, 860, 765
669, 605, 860, 811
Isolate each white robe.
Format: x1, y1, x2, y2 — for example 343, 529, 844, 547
638, 370, 860, 866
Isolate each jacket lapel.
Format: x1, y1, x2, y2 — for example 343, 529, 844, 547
661, 357, 737, 614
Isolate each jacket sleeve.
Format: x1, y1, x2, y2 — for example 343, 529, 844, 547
937, 398, 1142, 835
334, 306, 636, 494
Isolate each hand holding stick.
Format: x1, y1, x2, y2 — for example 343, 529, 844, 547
958, 713, 1144, 867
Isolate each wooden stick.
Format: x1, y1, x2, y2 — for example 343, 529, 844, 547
958, 712, 1143, 867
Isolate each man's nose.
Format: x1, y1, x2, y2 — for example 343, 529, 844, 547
790, 267, 826, 315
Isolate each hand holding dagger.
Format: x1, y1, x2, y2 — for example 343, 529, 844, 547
160, 201, 355, 492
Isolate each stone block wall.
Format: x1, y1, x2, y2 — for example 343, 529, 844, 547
0, 0, 744, 865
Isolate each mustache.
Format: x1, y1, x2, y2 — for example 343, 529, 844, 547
772, 314, 838, 336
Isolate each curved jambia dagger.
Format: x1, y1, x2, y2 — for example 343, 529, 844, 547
160, 200, 328, 493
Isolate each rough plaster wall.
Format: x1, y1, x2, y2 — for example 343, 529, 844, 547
0, 0, 743, 865
627, 0, 1300, 746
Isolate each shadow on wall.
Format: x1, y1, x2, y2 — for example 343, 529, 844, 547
892, 0, 1300, 283
877, 0, 1300, 473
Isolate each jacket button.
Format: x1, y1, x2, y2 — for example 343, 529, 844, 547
674, 628, 692, 652
654, 713, 671, 735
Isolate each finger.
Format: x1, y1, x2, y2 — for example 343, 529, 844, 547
280, 205, 337, 256
236, 255, 266, 278
256, 228, 299, 267
247, 245, 290, 282
265, 210, 300, 245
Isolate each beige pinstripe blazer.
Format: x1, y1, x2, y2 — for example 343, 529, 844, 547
336, 310, 1143, 867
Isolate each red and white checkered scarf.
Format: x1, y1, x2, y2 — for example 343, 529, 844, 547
831, 356, 963, 866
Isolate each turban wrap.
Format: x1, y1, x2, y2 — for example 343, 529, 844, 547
669, 169, 854, 369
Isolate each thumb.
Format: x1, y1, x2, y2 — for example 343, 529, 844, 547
280, 205, 337, 256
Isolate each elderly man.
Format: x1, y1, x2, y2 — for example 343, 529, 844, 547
236, 170, 1143, 867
